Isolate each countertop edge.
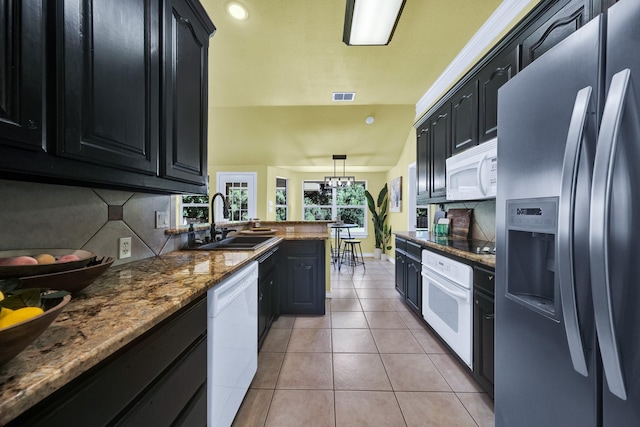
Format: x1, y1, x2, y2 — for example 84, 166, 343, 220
0, 235, 327, 424
394, 231, 495, 269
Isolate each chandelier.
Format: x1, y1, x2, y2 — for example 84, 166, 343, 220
324, 155, 355, 188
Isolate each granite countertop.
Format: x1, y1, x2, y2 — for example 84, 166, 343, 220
0, 232, 327, 425
394, 231, 496, 269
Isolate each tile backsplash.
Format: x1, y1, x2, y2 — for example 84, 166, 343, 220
443, 199, 496, 242
0, 179, 182, 266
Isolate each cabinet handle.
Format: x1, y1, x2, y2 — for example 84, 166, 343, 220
484, 314, 495, 320
259, 292, 263, 302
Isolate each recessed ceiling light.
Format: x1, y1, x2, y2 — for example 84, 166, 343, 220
227, 2, 248, 21
365, 116, 375, 124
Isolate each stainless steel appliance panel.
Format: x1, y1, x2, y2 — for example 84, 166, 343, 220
598, 0, 640, 423
496, 16, 603, 427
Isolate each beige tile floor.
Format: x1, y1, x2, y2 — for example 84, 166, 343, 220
233, 257, 494, 427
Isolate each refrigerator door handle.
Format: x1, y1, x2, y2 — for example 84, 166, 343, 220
590, 68, 635, 401
558, 86, 592, 377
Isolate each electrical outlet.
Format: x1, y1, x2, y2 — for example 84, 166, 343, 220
119, 237, 132, 259
155, 210, 169, 229
286, 226, 295, 233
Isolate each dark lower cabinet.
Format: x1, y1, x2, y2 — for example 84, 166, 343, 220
258, 246, 279, 348
473, 267, 495, 396
0, 0, 45, 152
280, 240, 326, 315
7, 295, 207, 426
394, 237, 422, 316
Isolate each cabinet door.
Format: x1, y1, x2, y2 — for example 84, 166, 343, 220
0, 1, 45, 151
450, 80, 478, 155
395, 252, 406, 297
285, 255, 323, 314
162, 0, 215, 185
405, 257, 422, 315
521, 0, 590, 69
430, 104, 450, 199
478, 48, 518, 143
474, 290, 495, 396
56, 0, 159, 174
258, 278, 268, 344
416, 124, 430, 200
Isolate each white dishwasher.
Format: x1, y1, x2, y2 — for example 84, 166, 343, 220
207, 261, 258, 427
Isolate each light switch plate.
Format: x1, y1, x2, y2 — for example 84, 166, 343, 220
155, 211, 169, 229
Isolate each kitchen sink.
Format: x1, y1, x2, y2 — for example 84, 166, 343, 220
193, 235, 278, 251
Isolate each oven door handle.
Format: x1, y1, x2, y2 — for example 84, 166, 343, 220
422, 272, 469, 302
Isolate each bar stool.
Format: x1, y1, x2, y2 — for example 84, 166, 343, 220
340, 239, 365, 271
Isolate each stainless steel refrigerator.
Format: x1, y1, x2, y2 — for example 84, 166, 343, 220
496, 0, 640, 425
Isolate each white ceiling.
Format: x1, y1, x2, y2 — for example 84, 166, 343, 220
202, 0, 508, 172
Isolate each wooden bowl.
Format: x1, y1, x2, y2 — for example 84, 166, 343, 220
0, 249, 95, 278
19, 257, 115, 294
0, 293, 72, 367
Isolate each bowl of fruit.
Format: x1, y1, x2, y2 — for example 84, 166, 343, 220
0, 288, 71, 367
0, 249, 95, 279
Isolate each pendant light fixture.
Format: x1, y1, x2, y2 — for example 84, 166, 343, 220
325, 155, 356, 188
343, 0, 406, 46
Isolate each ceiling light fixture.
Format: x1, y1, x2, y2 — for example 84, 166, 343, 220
227, 2, 248, 21
343, 0, 406, 46
325, 155, 356, 188
365, 116, 374, 124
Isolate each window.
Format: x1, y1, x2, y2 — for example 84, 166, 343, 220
181, 195, 209, 225
303, 181, 367, 234
217, 172, 257, 221
276, 177, 288, 221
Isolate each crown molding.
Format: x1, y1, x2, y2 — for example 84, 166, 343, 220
415, 0, 536, 119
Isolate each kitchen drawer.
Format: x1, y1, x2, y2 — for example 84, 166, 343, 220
395, 237, 407, 253
474, 266, 495, 296
407, 241, 422, 259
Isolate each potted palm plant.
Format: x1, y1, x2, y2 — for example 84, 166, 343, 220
365, 184, 389, 259
381, 223, 393, 261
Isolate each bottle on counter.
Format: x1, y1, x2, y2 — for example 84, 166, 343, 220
188, 223, 196, 248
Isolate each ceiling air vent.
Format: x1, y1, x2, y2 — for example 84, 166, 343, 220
332, 92, 355, 102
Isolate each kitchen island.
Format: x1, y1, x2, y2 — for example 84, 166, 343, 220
0, 232, 327, 425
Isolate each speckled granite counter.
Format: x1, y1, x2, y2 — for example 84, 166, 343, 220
394, 231, 495, 269
0, 232, 327, 425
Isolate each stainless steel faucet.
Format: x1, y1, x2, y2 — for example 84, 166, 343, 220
210, 192, 230, 241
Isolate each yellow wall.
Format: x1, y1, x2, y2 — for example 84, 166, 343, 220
382, 127, 417, 257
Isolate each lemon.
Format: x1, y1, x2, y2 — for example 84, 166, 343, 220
0, 307, 13, 319
0, 307, 44, 329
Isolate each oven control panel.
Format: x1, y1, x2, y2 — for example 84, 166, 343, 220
422, 249, 473, 289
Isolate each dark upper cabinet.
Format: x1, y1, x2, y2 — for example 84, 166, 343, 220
56, 0, 160, 175
450, 79, 478, 154
416, 125, 430, 200
430, 103, 450, 200
521, 0, 591, 69
0, 0, 213, 194
0, 1, 45, 151
162, 0, 215, 185
478, 47, 518, 143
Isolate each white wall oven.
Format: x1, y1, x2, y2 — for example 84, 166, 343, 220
422, 249, 473, 368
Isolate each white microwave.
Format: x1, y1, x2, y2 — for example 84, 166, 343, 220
446, 139, 497, 201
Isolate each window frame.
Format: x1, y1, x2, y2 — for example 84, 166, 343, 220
302, 180, 368, 237
276, 177, 288, 221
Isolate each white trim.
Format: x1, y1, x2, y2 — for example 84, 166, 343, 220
216, 172, 257, 221
415, 0, 534, 118
408, 162, 417, 231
